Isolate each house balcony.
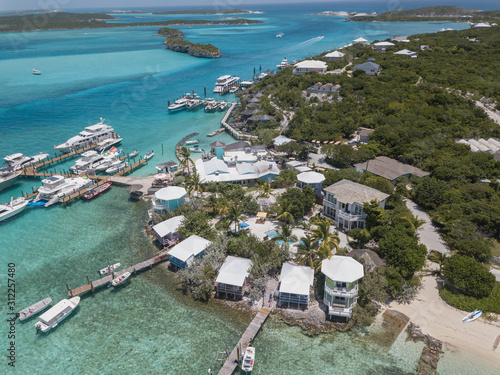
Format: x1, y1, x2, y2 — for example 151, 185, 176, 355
328, 304, 353, 318
324, 284, 359, 299
323, 199, 337, 209
337, 210, 366, 222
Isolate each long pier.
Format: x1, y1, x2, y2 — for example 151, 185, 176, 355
175, 132, 199, 160
34, 144, 98, 169
221, 103, 258, 141
218, 307, 271, 375
67, 251, 170, 297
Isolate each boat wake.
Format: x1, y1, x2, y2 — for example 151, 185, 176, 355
283, 35, 325, 52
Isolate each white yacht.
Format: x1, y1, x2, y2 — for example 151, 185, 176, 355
105, 160, 128, 174
70, 150, 104, 174
3, 152, 49, 171
276, 32, 284, 38
0, 197, 29, 222
35, 297, 80, 333
213, 75, 240, 94
276, 57, 289, 70
96, 137, 123, 152
54, 118, 120, 151
35, 175, 93, 206
32, 68, 42, 75
0, 168, 22, 192
168, 98, 189, 112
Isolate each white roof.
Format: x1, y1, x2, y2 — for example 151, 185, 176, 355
353, 37, 368, 42
294, 60, 327, 69
393, 49, 416, 55
215, 256, 253, 287
374, 41, 395, 46
155, 186, 187, 201
168, 235, 212, 263
236, 163, 258, 175
279, 263, 314, 295
321, 256, 364, 283
295, 166, 312, 173
204, 158, 230, 175
152, 215, 185, 238
297, 171, 325, 184
286, 160, 303, 167
273, 135, 296, 146
195, 158, 279, 184
254, 160, 280, 175
325, 50, 345, 58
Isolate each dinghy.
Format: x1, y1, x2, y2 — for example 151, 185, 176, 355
17, 298, 52, 321
462, 309, 482, 323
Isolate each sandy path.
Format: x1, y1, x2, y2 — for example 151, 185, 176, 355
388, 272, 500, 370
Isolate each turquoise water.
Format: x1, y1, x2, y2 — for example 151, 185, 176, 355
0, 3, 494, 374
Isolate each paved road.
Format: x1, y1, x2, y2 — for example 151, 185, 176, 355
405, 199, 449, 254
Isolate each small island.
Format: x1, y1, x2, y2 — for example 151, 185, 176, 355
159, 27, 221, 58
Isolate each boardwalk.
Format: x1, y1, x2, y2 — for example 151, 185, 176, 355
221, 103, 258, 141
34, 144, 98, 169
67, 251, 169, 297
218, 307, 271, 375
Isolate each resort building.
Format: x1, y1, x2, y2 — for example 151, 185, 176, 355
353, 61, 381, 76
393, 49, 418, 58
321, 256, 364, 320
324, 50, 345, 60
353, 37, 368, 45
155, 160, 179, 173
323, 179, 389, 231
351, 127, 374, 144
152, 186, 187, 213
297, 171, 325, 194
293, 60, 327, 75
392, 36, 410, 43
277, 263, 314, 309
307, 82, 341, 94
273, 135, 296, 149
457, 138, 500, 154
373, 41, 395, 52
152, 215, 185, 247
168, 235, 212, 269
215, 256, 253, 299
210, 140, 226, 159
354, 156, 430, 183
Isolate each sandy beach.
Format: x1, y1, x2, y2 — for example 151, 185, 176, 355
388, 268, 500, 371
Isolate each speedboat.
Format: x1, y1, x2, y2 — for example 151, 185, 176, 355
168, 98, 189, 112
98, 262, 121, 275
144, 150, 154, 160
82, 181, 112, 200
96, 137, 123, 152
105, 160, 128, 174
32, 68, 42, 75
276, 32, 284, 38
34, 175, 93, 206
54, 118, 120, 151
0, 168, 22, 192
242, 346, 255, 372
213, 75, 240, 94
185, 140, 199, 145
17, 298, 52, 321
0, 197, 29, 222
462, 309, 482, 323
34, 297, 80, 333
111, 271, 131, 287
129, 150, 139, 157
189, 146, 204, 153
3, 152, 49, 171
217, 102, 228, 111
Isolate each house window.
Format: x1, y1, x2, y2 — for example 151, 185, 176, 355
353, 205, 363, 215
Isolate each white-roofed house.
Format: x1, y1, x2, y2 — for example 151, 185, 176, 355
323, 179, 389, 231
353, 37, 368, 45
168, 235, 212, 269
321, 256, 364, 320
277, 263, 314, 309
152, 186, 187, 213
353, 62, 381, 76
297, 171, 325, 194
324, 50, 345, 60
373, 41, 395, 52
293, 60, 327, 75
215, 256, 253, 299
273, 134, 296, 149
393, 49, 417, 57
152, 215, 185, 247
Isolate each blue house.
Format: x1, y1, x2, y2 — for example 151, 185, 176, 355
168, 235, 212, 269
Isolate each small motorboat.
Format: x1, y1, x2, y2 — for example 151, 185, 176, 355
494, 334, 500, 351
241, 346, 255, 372
129, 150, 139, 157
82, 181, 112, 200
130, 190, 143, 200
35, 297, 80, 333
189, 146, 204, 153
462, 309, 482, 323
185, 140, 200, 145
105, 160, 128, 174
32, 68, 42, 75
98, 262, 121, 275
111, 271, 131, 287
17, 298, 52, 321
144, 150, 154, 160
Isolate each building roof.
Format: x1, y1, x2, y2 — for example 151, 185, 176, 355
215, 256, 253, 287
325, 50, 345, 58
393, 36, 410, 42
297, 171, 325, 184
236, 163, 258, 175
195, 158, 279, 184
286, 160, 304, 167
353, 37, 368, 43
354, 156, 430, 181
347, 249, 386, 272
394, 49, 417, 56
203, 158, 230, 175
224, 141, 251, 151
155, 186, 187, 201
168, 235, 212, 263
357, 127, 374, 137
374, 41, 395, 47
273, 135, 296, 146
295, 166, 312, 173
294, 60, 328, 69
354, 62, 380, 71
324, 179, 389, 205
153, 215, 185, 238
210, 140, 226, 148
321, 256, 364, 283
279, 263, 314, 296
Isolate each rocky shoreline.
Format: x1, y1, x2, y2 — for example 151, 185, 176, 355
159, 27, 221, 59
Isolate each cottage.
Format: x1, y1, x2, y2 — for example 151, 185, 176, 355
155, 160, 179, 173
277, 263, 314, 309
152, 186, 187, 213
353, 61, 380, 76
215, 256, 253, 299
353, 37, 368, 45
297, 171, 325, 195
168, 235, 212, 269
354, 156, 430, 183
152, 215, 185, 247
393, 49, 417, 57
373, 41, 395, 52
352, 127, 374, 144
323, 179, 389, 231
308, 82, 341, 94
324, 50, 345, 60
293, 60, 327, 75
321, 256, 364, 320
392, 36, 410, 43
273, 135, 296, 148
347, 249, 386, 273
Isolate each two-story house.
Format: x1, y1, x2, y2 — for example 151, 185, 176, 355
323, 179, 389, 231
321, 256, 364, 320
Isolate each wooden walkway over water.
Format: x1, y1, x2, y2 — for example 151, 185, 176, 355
218, 307, 271, 375
220, 103, 258, 141
67, 251, 170, 297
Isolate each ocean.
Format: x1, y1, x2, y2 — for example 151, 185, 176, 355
0, 2, 497, 373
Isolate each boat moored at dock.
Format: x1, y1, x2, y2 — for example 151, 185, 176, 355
242, 346, 256, 372
82, 181, 112, 200
144, 150, 154, 160
111, 271, 131, 287
17, 298, 52, 321
0, 168, 22, 192
0, 197, 29, 222
35, 175, 93, 206
105, 160, 128, 174
3, 152, 49, 171
98, 262, 121, 275
54, 118, 120, 152
213, 75, 240, 94
35, 297, 80, 333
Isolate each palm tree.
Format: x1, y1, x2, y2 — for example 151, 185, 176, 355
227, 204, 244, 233
312, 218, 340, 257
428, 251, 445, 276
277, 205, 294, 224
216, 196, 231, 217
179, 147, 194, 174
274, 222, 298, 251
185, 172, 203, 197
258, 182, 273, 198
295, 235, 318, 269
204, 194, 219, 215
400, 214, 426, 232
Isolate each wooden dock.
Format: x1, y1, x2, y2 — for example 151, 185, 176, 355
34, 144, 98, 169
67, 251, 170, 297
175, 132, 199, 160
220, 103, 258, 141
207, 128, 225, 137
217, 307, 271, 375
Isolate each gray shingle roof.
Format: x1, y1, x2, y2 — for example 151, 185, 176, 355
354, 156, 430, 181
323, 179, 389, 205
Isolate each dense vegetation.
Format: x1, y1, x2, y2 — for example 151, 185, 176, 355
350, 6, 500, 22
159, 27, 221, 57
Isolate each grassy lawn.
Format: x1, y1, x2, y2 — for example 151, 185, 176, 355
439, 282, 500, 314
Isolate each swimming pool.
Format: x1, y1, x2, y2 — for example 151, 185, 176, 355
265, 230, 296, 246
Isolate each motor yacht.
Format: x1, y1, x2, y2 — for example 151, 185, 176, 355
54, 118, 120, 151
35, 175, 93, 206
213, 75, 240, 94
35, 297, 80, 333
3, 152, 49, 171
0, 197, 29, 222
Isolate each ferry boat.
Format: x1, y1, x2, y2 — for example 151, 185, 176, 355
3, 152, 49, 171
82, 181, 112, 200
0, 168, 22, 192
0, 197, 29, 222
32, 68, 42, 75
34, 175, 93, 206
111, 271, 131, 287
242, 346, 255, 372
105, 160, 128, 174
35, 297, 80, 333
213, 75, 240, 94
54, 118, 120, 151
276, 57, 289, 70
98, 262, 121, 275
17, 298, 52, 321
